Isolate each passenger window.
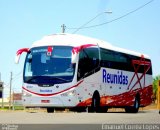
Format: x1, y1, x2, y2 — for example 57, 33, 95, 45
77, 47, 100, 80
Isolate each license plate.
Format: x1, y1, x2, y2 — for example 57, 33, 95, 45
41, 100, 50, 103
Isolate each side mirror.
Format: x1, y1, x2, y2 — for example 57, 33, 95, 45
15, 48, 29, 64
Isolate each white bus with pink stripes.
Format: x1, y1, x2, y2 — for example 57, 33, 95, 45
15, 33, 153, 113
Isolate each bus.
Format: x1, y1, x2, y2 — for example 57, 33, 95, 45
15, 33, 153, 113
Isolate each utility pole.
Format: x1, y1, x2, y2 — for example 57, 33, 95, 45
0, 73, 4, 108
9, 72, 12, 110
2, 82, 4, 109
12, 89, 14, 110
61, 24, 66, 33
158, 80, 160, 114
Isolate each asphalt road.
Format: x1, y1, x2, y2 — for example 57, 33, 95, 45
0, 110, 160, 130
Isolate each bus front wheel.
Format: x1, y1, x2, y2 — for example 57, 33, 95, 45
90, 92, 100, 113
47, 107, 55, 113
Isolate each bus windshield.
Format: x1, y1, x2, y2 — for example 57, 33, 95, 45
24, 46, 75, 84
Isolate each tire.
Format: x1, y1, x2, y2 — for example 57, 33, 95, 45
76, 107, 87, 112
133, 96, 140, 113
47, 107, 55, 113
87, 106, 94, 113
91, 93, 101, 113
125, 96, 140, 113
99, 106, 108, 113
88, 92, 108, 113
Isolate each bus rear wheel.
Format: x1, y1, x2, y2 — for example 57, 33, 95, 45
125, 96, 140, 113
47, 107, 55, 113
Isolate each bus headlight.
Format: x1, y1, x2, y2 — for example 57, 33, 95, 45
22, 90, 32, 97
61, 90, 76, 97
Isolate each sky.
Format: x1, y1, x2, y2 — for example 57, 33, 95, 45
0, 0, 160, 97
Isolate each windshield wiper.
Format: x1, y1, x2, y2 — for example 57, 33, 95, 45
26, 76, 71, 83
48, 77, 71, 82
26, 76, 43, 83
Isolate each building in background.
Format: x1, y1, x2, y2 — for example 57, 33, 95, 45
13, 93, 22, 105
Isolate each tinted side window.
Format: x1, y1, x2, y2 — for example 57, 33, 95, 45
100, 48, 152, 75
77, 47, 100, 80
100, 48, 129, 70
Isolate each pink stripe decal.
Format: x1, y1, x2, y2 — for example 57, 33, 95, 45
72, 44, 96, 54
22, 80, 83, 96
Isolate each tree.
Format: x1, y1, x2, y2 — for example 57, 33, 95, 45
152, 75, 160, 101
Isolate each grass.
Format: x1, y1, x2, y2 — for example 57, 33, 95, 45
0, 106, 25, 111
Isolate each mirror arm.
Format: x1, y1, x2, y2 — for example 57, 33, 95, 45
15, 48, 29, 64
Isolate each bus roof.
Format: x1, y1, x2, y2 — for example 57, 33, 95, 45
31, 33, 150, 59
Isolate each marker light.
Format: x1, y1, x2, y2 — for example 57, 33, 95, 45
61, 90, 76, 97
47, 46, 53, 56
